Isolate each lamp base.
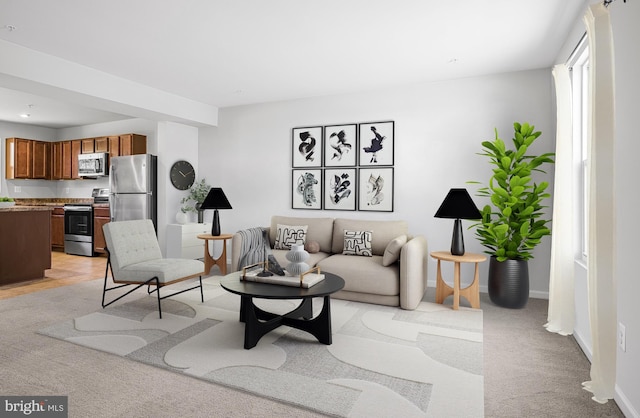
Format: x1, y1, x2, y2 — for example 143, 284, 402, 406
211, 210, 221, 236
451, 218, 465, 256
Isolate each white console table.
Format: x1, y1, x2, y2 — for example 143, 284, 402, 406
166, 223, 213, 259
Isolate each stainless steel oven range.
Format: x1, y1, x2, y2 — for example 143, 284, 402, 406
64, 204, 94, 256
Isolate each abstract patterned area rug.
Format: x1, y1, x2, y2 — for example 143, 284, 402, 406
38, 278, 484, 417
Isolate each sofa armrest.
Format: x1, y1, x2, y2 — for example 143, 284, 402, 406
230, 227, 270, 272
399, 235, 428, 310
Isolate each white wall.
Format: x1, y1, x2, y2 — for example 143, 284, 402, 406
198, 69, 555, 295
610, 1, 640, 416
156, 121, 199, 253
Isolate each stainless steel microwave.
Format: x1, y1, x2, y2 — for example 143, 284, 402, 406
78, 153, 109, 177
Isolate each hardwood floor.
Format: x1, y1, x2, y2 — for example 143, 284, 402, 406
0, 251, 107, 300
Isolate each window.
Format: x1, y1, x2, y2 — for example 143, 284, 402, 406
569, 39, 589, 261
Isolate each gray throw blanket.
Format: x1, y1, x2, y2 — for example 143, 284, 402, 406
237, 227, 272, 270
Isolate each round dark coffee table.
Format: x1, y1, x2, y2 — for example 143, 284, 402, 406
220, 271, 345, 349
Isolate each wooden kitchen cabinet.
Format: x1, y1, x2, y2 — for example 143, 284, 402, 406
51, 206, 65, 250
51, 141, 63, 180
6, 134, 147, 181
81, 138, 95, 154
107, 136, 120, 159
32, 140, 50, 179
61, 141, 72, 179
94, 137, 109, 153
71, 140, 82, 179
93, 206, 110, 254
119, 134, 146, 156
5, 138, 32, 179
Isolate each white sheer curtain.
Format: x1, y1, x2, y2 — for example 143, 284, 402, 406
545, 64, 575, 336
582, 3, 617, 404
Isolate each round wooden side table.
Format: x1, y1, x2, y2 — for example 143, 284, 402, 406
197, 233, 233, 275
430, 251, 487, 310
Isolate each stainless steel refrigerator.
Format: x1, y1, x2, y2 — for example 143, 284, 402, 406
109, 154, 157, 230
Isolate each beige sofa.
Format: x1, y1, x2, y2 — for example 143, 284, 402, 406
231, 215, 428, 310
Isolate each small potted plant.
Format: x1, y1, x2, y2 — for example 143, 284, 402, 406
0, 196, 16, 208
469, 122, 554, 308
180, 178, 211, 223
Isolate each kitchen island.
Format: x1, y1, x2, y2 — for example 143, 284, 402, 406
0, 206, 52, 285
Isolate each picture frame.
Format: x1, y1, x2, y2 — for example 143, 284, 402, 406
324, 168, 357, 211
358, 121, 394, 166
292, 169, 322, 210
292, 126, 323, 167
323, 124, 357, 167
358, 167, 394, 212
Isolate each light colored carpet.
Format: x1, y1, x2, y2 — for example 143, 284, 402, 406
38, 277, 483, 417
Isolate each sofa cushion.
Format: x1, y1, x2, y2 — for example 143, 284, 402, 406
332, 218, 408, 256
270, 216, 334, 253
342, 230, 372, 256
382, 234, 407, 266
273, 224, 307, 249
318, 254, 399, 296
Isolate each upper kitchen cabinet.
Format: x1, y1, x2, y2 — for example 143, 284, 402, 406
5, 138, 32, 179
94, 137, 109, 153
6, 138, 52, 180
32, 140, 50, 179
51, 141, 63, 180
81, 138, 95, 154
71, 140, 82, 179
5, 134, 147, 181
61, 141, 73, 179
82, 134, 146, 157
119, 134, 146, 156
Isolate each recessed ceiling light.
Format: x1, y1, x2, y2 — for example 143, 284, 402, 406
20, 113, 30, 118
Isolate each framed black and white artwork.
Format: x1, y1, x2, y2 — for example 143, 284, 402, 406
324, 168, 357, 211
324, 124, 357, 167
292, 126, 323, 168
358, 167, 394, 212
292, 169, 322, 210
358, 121, 394, 166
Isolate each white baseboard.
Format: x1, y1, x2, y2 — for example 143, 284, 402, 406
615, 385, 639, 418
573, 328, 593, 362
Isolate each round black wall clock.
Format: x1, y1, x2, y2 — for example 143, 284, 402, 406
170, 160, 195, 190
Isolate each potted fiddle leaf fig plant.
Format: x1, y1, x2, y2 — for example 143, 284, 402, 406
469, 122, 554, 308
181, 178, 211, 223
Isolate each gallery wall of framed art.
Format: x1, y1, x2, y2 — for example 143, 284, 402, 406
291, 121, 394, 212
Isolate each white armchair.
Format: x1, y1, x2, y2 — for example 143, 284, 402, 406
102, 219, 205, 318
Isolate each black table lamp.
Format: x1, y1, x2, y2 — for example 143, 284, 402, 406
434, 188, 481, 256
200, 188, 232, 236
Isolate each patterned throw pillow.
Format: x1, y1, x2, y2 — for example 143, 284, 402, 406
342, 230, 373, 256
274, 224, 308, 250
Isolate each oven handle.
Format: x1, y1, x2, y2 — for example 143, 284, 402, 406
64, 206, 93, 212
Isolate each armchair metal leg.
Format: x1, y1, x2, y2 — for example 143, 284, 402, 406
102, 251, 163, 318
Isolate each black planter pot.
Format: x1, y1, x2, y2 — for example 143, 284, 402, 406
488, 257, 529, 309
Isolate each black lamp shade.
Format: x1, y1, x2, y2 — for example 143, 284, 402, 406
434, 188, 481, 256
200, 188, 232, 236
434, 188, 481, 220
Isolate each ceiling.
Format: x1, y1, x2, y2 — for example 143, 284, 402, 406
0, 0, 587, 129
